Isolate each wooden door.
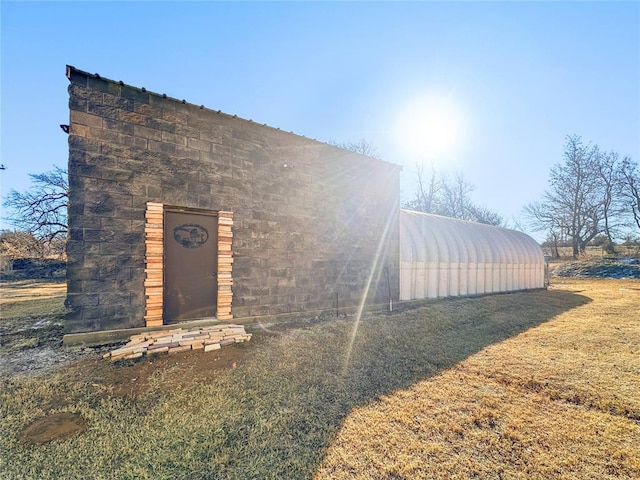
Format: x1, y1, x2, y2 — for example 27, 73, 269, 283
164, 209, 218, 323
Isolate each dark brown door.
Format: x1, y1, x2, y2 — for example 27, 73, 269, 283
164, 209, 218, 323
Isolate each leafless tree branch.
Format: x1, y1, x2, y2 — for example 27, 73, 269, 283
3, 165, 68, 243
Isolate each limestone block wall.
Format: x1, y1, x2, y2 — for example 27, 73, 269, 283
65, 66, 400, 334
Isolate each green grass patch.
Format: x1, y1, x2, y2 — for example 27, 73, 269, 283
1, 296, 65, 320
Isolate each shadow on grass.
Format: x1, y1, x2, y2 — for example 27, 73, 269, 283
168, 289, 592, 479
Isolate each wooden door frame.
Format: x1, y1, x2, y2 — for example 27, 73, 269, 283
144, 202, 234, 327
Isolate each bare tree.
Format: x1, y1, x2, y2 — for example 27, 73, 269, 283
523, 200, 566, 254
404, 162, 443, 214
440, 171, 474, 220
405, 165, 503, 226
543, 231, 563, 258
0, 230, 66, 258
3, 166, 68, 242
467, 204, 504, 226
524, 135, 602, 258
620, 157, 640, 232
595, 150, 626, 253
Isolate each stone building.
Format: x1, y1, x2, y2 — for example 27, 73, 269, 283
65, 66, 401, 337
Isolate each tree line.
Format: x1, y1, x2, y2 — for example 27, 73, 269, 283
403, 164, 504, 226
2, 135, 638, 260
524, 135, 639, 258
333, 138, 505, 226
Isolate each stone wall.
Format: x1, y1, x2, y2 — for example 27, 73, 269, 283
65, 66, 400, 334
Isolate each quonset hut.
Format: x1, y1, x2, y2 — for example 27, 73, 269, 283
399, 209, 545, 300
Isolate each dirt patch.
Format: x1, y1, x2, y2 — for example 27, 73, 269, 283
75, 341, 253, 399
62, 324, 292, 400
0, 314, 104, 377
2, 328, 256, 398
0, 344, 102, 377
19, 412, 87, 445
0, 281, 304, 398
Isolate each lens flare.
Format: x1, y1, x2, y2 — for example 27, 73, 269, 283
342, 200, 397, 374
394, 95, 464, 161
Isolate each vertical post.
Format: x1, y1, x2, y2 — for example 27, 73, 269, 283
544, 255, 551, 287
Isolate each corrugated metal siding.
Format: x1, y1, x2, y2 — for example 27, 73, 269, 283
399, 209, 544, 301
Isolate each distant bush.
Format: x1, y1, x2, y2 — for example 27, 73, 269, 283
1, 257, 66, 281
552, 258, 640, 279
0, 230, 65, 259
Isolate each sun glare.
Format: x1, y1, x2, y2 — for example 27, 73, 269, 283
394, 96, 464, 161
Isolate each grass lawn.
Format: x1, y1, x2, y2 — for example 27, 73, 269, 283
0, 279, 638, 479
0, 280, 66, 319
0, 280, 67, 365
316, 279, 640, 479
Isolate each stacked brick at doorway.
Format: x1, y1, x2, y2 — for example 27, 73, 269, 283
144, 203, 164, 327
102, 324, 252, 362
217, 211, 234, 320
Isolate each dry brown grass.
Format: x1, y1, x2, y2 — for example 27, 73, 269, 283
0, 280, 66, 319
315, 278, 640, 480
544, 245, 640, 258
0, 280, 66, 304
1, 278, 637, 479
0, 281, 68, 374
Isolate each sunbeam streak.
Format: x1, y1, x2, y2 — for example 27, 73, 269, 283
342, 199, 397, 374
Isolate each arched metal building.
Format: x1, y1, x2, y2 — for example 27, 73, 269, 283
399, 209, 544, 301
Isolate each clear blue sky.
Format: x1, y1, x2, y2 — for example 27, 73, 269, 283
1, 1, 639, 235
